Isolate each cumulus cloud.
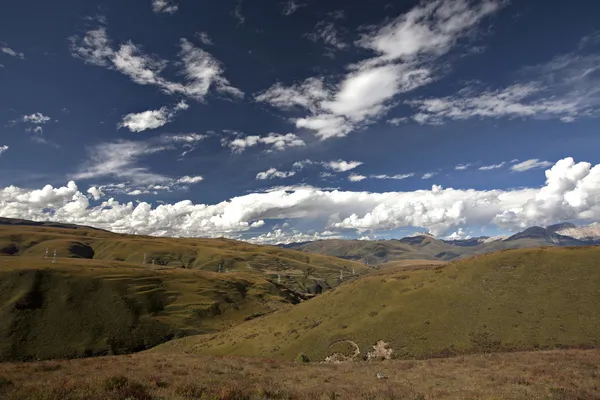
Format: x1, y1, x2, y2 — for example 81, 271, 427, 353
4, 158, 600, 238
323, 160, 363, 172
70, 27, 242, 101
256, 168, 296, 180
152, 0, 178, 14
256, 0, 505, 140
21, 113, 51, 125
281, 0, 306, 16
119, 101, 189, 132
0, 145, 8, 156
444, 227, 471, 240
511, 159, 553, 172
223, 133, 305, 153
244, 228, 342, 245
87, 186, 104, 200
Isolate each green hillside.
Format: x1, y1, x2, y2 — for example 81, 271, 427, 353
157, 246, 600, 361
0, 256, 307, 361
0, 221, 366, 294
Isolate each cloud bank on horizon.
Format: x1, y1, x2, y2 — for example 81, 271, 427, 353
1, 0, 599, 244
1, 158, 600, 244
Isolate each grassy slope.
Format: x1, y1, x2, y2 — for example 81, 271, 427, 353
1, 349, 599, 399
0, 224, 366, 294
0, 256, 307, 361
157, 246, 600, 361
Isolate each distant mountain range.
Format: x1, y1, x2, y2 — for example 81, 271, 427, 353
281, 223, 600, 264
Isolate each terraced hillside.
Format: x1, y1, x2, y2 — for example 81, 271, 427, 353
158, 246, 600, 361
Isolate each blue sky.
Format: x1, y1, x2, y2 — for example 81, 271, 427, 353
1, 0, 599, 243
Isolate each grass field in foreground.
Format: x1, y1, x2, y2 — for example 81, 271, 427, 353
0, 348, 598, 399
157, 246, 600, 361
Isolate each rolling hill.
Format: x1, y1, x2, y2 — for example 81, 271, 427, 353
0, 218, 366, 294
157, 246, 600, 361
0, 217, 366, 361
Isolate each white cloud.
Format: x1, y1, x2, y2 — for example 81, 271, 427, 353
87, 186, 104, 200
305, 21, 347, 57
256, 168, 296, 180
71, 134, 208, 186
1, 45, 24, 59
224, 133, 305, 153
244, 228, 342, 245
348, 174, 367, 182
281, 0, 306, 16
422, 172, 436, 179
479, 162, 506, 171
152, 0, 178, 14
72, 140, 171, 184
176, 175, 204, 184
255, 77, 329, 113
409, 50, 600, 124
119, 101, 188, 132
70, 27, 242, 101
322, 64, 404, 121
4, 158, 600, 238
444, 228, 471, 241
257, 0, 504, 140
0, 158, 595, 236
26, 126, 44, 134
455, 163, 472, 170
179, 38, 244, 99
355, 0, 504, 63
22, 113, 51, 124
371, 173, 414, 180
511, 159, 553, 172
323, 160, 363, 172
0, 145, 8, 156
195, 32, 213, 45
161, 133, 208, 143
387, 117, 408, 125
295, 114, 353, 140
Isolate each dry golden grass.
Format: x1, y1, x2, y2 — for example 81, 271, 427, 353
0, 348, 599, 399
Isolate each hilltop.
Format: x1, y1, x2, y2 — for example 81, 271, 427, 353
157, 246, 600, 361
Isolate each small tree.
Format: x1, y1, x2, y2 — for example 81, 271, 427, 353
295, 353, 310, 363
